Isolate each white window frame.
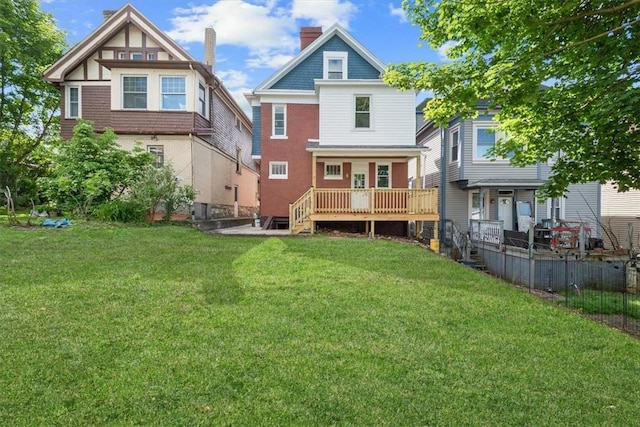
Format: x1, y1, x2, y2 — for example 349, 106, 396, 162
469, 190, 487, 220
66, 85, 81, 118
269, 161, 288, 179
271, 104, 287, 139
147, 53, 155, 60
122, 75, 147, 109
324, 162, 343, 180
546, 197, 565, 222
375, 163, 391, 188
472, 122, 508, 163
354, 95, 372, 129
147, 145, 164, 168
323, 51, 348, 80
160, 76, 187, 111
118, 52, 127, 59
450, 125, 460, 163
197, 81, 208, 118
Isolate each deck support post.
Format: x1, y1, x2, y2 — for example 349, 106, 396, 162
370, 220, 375, 238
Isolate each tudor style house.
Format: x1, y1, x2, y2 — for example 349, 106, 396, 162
413, 98, 602, 245
246, 24, 438, 235
43, 3, 259, 220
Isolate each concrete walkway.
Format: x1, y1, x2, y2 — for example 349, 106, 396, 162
208, 224, 291, 236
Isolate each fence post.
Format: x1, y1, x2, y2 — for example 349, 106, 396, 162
529, 219, 535, 292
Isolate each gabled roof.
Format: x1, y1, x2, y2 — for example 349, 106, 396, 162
254, 23, 386, 92
43, 3, 194, 82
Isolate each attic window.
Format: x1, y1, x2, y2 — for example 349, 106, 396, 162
131, 52, 143, 60
323, 51, 348, 80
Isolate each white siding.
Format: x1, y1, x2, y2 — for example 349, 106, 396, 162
319, 84, 415, 146
601, 182, 640, 216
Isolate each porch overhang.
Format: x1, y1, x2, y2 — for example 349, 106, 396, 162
457, 179, 546, 190
306, 142, 423, 159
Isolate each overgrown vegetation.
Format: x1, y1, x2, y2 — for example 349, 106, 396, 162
1, 225, 640, 425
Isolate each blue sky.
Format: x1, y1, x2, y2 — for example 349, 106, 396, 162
41, 0, 441, 113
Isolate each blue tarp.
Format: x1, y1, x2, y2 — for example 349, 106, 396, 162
42, 218, 72, 228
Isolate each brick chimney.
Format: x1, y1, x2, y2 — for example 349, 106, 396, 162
102, 10, 117, 21
204, 27, 216, 73
300, 27, 323, 51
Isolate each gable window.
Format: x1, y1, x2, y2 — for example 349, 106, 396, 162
148, 145, 164, 168
118, 52, 126, 59
198, 82, 207, 117
161, 76, 186, 110
272, 104, 286, 137
147, 53, 155, 60
123, 76, 147, 109
66, 86, 80, 118
376, 164, 390, 188
355, 96, 371, 129
450, 127, 460, 163
131, 52, 143, 60
323, 51, 348, 80
324, 163, 342, 180
269, 161, 288, 179
472, 123, 510, 162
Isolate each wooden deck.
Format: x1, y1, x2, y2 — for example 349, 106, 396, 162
290, 188, 439, 234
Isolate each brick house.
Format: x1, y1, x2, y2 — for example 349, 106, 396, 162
43, 3, 259, 219
246, 24, 438, 235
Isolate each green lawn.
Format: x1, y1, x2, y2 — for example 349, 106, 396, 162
1, 223, 640, 425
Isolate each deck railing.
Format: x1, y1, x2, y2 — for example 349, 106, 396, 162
290, 188, 438, 232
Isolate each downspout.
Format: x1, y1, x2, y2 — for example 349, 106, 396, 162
439, 126, 447, 247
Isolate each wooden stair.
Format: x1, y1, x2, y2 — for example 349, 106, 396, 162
460, 249, 488, 271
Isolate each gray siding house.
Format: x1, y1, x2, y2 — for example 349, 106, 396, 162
413, 99, 601, 240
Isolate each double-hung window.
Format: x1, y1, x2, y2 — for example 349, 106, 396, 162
355, 96, 371, 129
122, 76, 147, 109
148, 145, 164, 168
472, 123, 509, 162
67, 86, 80, 118
269, 161, 288, 179
198, 82, 207, 117
272, 105, 286, 137
450, 127, 460, 162
323, 51, 348, 79
376, 164, 390, 188
161, 76, 186, 110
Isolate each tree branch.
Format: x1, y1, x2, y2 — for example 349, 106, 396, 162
544, 17, 640, 57
543, 0, 640, 26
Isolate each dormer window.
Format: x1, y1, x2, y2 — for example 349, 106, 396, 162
323, 51, 348, 80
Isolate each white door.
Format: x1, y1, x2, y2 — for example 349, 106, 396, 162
351, 164, 369, 210
498, 197, 513, 230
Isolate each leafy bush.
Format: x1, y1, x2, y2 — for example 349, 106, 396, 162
92, 199, 147, 223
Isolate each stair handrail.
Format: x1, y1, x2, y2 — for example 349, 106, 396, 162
289, 187, 314, 232
450, 220, 473, 261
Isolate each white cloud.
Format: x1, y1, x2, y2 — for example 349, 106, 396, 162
166, 0, 358, 70
291, 0, 357, 29
216, 69, 250, 88
388, 3, 407, 23
437, 40, 459, 61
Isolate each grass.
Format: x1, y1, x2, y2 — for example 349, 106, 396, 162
565, 289, 640, 319
2, 223, 640, 425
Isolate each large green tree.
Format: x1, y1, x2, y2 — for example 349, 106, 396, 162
0, 0, 66, 204
385, 0, 640, 197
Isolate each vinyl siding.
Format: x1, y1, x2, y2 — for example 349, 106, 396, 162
601, 182, 640, 216
252, 106, 262, 157
319, 84, 415, 146
461, 118, 538, 181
